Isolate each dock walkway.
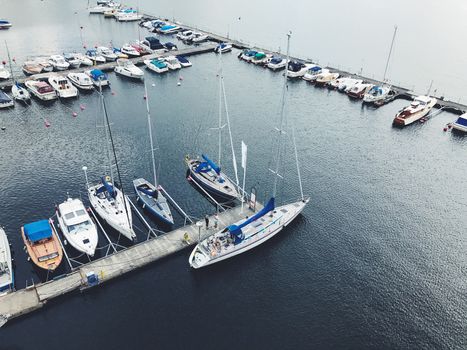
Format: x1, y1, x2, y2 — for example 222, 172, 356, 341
0, 203, 258, 326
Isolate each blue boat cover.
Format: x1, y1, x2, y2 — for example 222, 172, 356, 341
195, 154, 221, 175
161, 25, 176, 31
227, 198, 275, 242
90, 69, 106, 80
270, 57, 283, 64
137, 185, 157, 198
176, 55, 188, 63
288, 61, 304, 71
96, 176, 116, 198
24, 219, 52, 243
151, 59, 167, 68
86, 49, 97, 56
455, 116, 467, 127
165, 42, 177, 49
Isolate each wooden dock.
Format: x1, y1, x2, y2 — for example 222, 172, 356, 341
0, 203, 258, 326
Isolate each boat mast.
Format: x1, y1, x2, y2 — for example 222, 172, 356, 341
382, 25, 397, 83
4, 41, 15, 85
218, 50, 223, 166
292, 127, 304, 201
272, 31, 291, 199
144, 81, 158, 188
99, 83, 115, 184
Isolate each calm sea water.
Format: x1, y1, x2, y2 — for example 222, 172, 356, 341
0, 1, 466, 349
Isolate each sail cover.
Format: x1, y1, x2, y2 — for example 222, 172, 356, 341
24, 220, 52, 243
97, 176, 116, 198
227, 198, 275, 240
90, 69, 106, 80
195, 154, 221, 175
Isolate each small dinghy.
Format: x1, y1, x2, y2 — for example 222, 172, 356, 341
144, 58, 168, 74
56, 197, 98, 256
176, 55, 192, 68
0, 227, 13, 294
68, 72, 94, 90
114, 58, 144, 79
21, 219, 63, 271
25, 80, 57, 101
86, 69, 110, 87
11, 83, 30, 103
0, 90, 13, 108
48, 75, 79, 98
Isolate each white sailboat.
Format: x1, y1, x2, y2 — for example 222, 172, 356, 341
189, 32, 309, 269
133, 82, 174, 225
363, 26, 397, 105
5, 41, 29, 103
185, 49, 240, 202
85, 84, 135, 241
0, 227, 13, 294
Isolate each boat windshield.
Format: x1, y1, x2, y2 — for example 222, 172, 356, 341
67, 220, 92, 234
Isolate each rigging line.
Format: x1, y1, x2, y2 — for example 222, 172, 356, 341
100, 87, 132, 232
221, 76, 239, 186
143, 80, 158, 187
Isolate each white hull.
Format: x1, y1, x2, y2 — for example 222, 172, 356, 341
88, 184, 135, 241
189, 199, 308, 268
25, 81, 57, 101
267, 62, 286, 70
48, 76, 79, 98
393, 97, 436, 126
0, 227, 13, 294
114, 66, 144, 79
144, 60, 168, 74
288, 67, 308, 78
11, 84, 30, 102
68, 73, 94, 90
452, 123, 467, 132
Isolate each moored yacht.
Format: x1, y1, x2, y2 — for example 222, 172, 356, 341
114, 58, 144, 79
68, 72, 94, 90
176, 30, 194, 41
163, 56, 181, 70
267, 56, 287, 71
302, 65, 323, 82
315, 71, 340, 86
451, 112, 467, 133
86, 69, 110, 87
0, 90, 13, 108
138, 37, 166, 54
393, 95, 436, 126
96, 46, 118, 61
214, 42, 233, 54
239, 49, 257, 62
25, 80, 57, 101
363, 85, 394, 105
157, 24, 181, 34
287, 61, 309, 78
49, 55, 70, 71
48, 75, 79, 98
63, 53, 81, 69
144, 58, 168, 73
176, 55, 192, 68
191, 32, 208, 43
21, 219, 63, 271
120, 44, 140, 57
0, 227, 13, 294
11, 83, 31, 103
85, 49, 106, 64
56, 197, 98, 256
347, 82, 374, 99
0, 64, 11, 80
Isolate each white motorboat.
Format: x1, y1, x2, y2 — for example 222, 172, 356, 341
49, 55, 70, 71
451, 113, 467, 133
68, 72, 94, 90
331, 77, 362, 92
25, 80, 57, 101
114, 58, 144, 79
63, 53, 81, 69
115, 9, 141, 21
363, 85, 393, 104
144, 58, 168, 74
48, 75, 79, 98
120, 44, 140, 57
57, 198, 98, 256
157, 24, 181, 34
176, 30, 194, 41
163, 56, 181, 70
0, 227, 13, 294
302, 65, 323, 81
96, 46, 118, 61
189, 33, 309, 269
251, 52, 270, 65
11, 83, 31, 102
347, 82, 374, 99
214, 42, 233, 54
239, 49, 257, 62
0, 90, 13, 108
73, 53, 93, 66
85, 49, 106, 64
315, 71, 339, 86
267, 56, 287, 70
86, 69, 110, 87
88, 176, 135, 241
191, 32, 208, 43
287, 61, 310, 78
22, 58, 53, 75
393, 95, 437, 126
138, 37, 166, 54
0, 64, 11, 80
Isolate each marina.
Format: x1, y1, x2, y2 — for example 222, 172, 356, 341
0, 1, 466, 349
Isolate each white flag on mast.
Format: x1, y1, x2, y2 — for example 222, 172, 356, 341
241, 141, 247, 169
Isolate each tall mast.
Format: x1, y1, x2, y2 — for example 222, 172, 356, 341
272, 31, 291, 198
218, 49, 223, 166
4, 41, 15, 84
144, 81, 158, 187
382, 25, 397, 83
99, 83, 114, 184
221, 76, 239, 186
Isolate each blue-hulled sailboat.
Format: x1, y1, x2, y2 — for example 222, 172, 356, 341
133, 82, 174, 225
189, 32, 309, 269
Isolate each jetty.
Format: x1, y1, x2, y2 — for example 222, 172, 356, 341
0, 202, 258, 326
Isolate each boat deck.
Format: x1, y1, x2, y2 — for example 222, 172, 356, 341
0, 203, 261, 326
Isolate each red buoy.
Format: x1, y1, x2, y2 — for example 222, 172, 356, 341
80, 104, 85, 110
111, 91, 116, 95
443, 127, 447, 132
143, 95, 147, 100
448, 124, 452, 129
72, 112, 78, 117
45, 119, 51, 128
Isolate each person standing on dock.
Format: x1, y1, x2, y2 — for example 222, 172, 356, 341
205, 215, 209, 229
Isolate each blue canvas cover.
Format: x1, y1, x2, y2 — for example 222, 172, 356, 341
288, 61, 304, 71
86, 49, 97, 56
151, 59, 167, 68
90, 69, 107, 81
161, 25, 176, 31
24, 220, 52, 243
309, 66, 321, 72
96, 176, 116, 198
195, 154, 221, 175
176, 55, 188, 63
270, 56, 283, 64
455, 116, 467, 127
227, 198, 276, 241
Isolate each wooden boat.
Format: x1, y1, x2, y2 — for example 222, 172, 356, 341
21, 219, 63, 271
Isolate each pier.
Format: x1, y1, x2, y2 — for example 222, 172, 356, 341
0, 203, 258, 326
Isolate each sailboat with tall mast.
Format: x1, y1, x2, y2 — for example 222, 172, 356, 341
133, 82, 174, 225
185, 50, 240, 202
5, 41, 30, 103
85, 84, 135, 241
363, 26, 397, 106
189, 32, 309, 269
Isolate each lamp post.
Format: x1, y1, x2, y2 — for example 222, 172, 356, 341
196, 221, 203, 242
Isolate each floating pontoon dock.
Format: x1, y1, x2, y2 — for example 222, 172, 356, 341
0, 203, 259, 326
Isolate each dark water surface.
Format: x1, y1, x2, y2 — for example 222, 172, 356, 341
0, 1, 466, 349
